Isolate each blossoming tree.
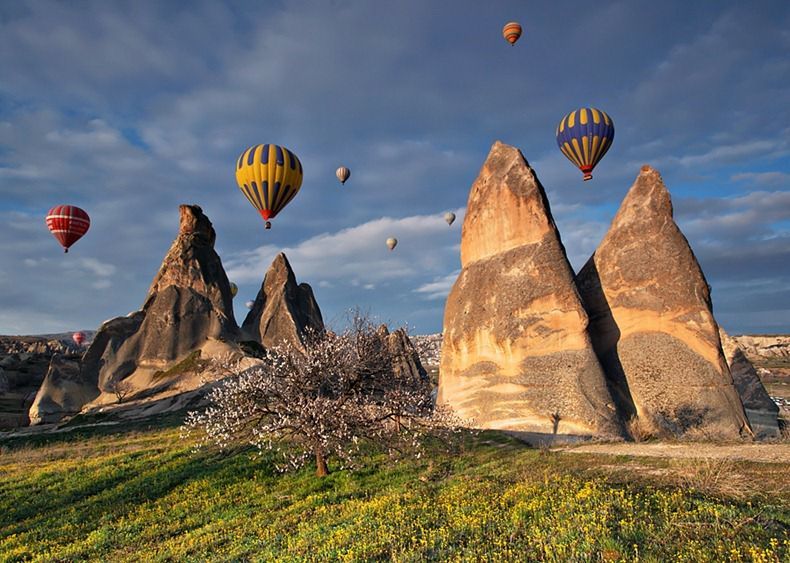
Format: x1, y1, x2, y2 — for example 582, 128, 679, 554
184, 316, 460, 476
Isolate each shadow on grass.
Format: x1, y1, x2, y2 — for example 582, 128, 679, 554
1, 443, 274, 541
0, 411, 187, 451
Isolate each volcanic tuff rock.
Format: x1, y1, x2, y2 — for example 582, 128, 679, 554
242, 253, 324, 349
29, 205, 240, 424
732, 335, 790, 363
29, 355, 92, 425
438, 141, 622, 438
0, 337, 78, 428
377, 326, 429, 385
576, 166, 749, 439
719, 328, 779, 439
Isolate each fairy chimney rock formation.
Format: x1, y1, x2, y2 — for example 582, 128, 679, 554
377, 325, 430, 386
242, 253, 324, 349
97, 204, 239, 374
438, 141, 622, 438
29, 355, 93, 425
576, 166, 750, 439
30, 204, 240, 424
719, 327, 779, 439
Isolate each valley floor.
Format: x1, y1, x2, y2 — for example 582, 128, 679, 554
565, 441, 790, 464
0, 417, 787, 562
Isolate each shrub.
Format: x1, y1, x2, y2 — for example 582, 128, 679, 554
184, 315, 461, 477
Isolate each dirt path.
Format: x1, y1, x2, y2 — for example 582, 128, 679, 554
561, 442, 790, 464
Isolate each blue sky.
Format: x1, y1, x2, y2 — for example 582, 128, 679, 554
1, 0, 788, 336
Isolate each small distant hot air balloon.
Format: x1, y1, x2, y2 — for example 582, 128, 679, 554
444, 212, 456, 226
72, 331, 86, 346
235, 144, 304, 230
502, 22, 522, 45
556, 107, 615, 181
386, 237, 398, 251
336, 166, 350, 185
46, 205, 90, 253
245, 300, 255, 310
229, 282, 238, 297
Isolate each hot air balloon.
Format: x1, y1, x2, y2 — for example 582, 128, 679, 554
444, 212, 456, 226
46, 205, 90, 253
556, 107, 614, 181
502, 22, 522, 45
229, 282, 238, 297
336, 166, 350, 185
386, 237, 398, 251
245, 300, 255, 310
235, 144, 304, 230
72, 331, 86, 346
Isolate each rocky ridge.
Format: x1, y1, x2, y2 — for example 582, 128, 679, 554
438, 141, 623, 439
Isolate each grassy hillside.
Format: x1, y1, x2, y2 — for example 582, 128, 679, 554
0, 418, 787, 562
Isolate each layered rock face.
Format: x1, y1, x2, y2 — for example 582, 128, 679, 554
0, 337, 80, 428
576, 166, 749, 439
89, 205, 239, 385
438, 141, 622, 438
377, 326, 429, 385
242, 253, 324, 349
732, 335, 790, 364
29, 205, 240, 424
719, 328, 779, 438
29, 355, 93, 425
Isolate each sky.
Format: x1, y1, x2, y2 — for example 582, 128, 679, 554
1, 0, 788, 336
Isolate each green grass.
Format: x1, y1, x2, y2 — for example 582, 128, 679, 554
0, 419, 787, 562
151, 350, 207, 381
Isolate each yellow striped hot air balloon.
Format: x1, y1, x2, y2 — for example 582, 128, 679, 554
235, 144, 304, 229
556, 107, 615, 181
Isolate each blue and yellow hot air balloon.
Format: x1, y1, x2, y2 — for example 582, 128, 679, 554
556, 108, 614, 181
235, 144, 304, 229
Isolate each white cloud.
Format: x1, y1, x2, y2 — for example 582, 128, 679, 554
92, 279, 112, 290
225, 209, 465, 287
63, 257, 117, 278
676, 140, 787, 168
677, 190, 790, 241
414, 271, 460, 301
731, 171, 790, 187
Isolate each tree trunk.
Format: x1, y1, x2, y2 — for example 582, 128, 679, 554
315, 449, 329, 477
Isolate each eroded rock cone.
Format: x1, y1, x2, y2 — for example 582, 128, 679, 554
96, 204, 238, 374
719, 327, 779, 439
576, 166, 750, 439
377, 325, 430, 386
242, 253, 324, 349
438, 141, 622, 438
30, 205, 240, 424
29, 355, 91, 425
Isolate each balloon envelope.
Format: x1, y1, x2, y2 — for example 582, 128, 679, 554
502, 22, 522, 45
556, 107, 614, 181
72, 331, 86, 346
235, 144, 303, 226
444, 212, 456, 226
336, 166, 350, 185
386, 237, 398, 251
229, 282, 238, 297
46, 205, 90, 253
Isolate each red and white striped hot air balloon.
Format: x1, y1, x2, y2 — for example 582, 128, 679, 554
45, 205, 90, 253
72, 331, 86, 346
